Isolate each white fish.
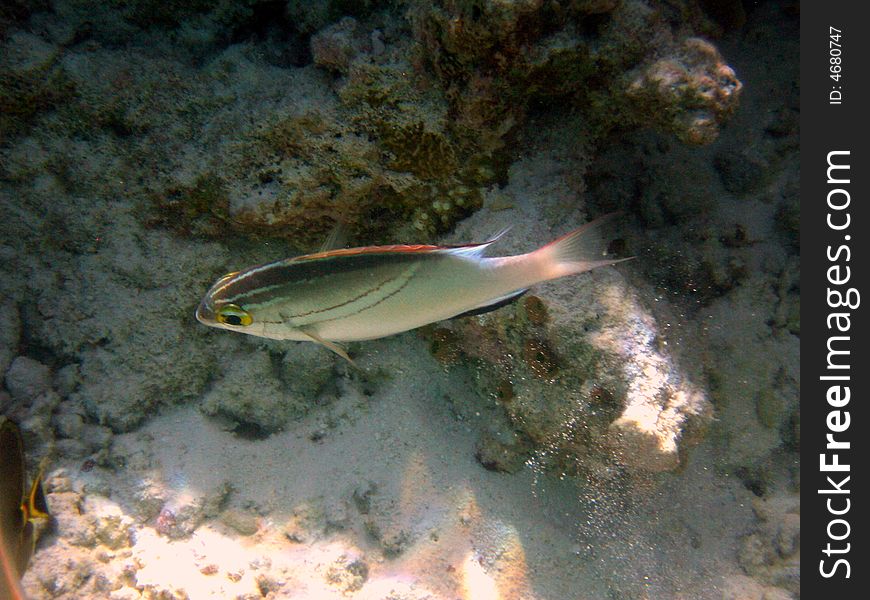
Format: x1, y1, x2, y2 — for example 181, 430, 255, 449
196, 214, 627, 361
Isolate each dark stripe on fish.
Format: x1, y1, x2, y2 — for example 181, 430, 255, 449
225, 252, 434, 307
270, 270, 407, 321
448, 289, 528, 320
302, 266, 417, 325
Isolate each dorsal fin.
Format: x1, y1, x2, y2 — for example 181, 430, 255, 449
283, 227, 514, 264
439, 226, 512, 259
318, 223, 349, 253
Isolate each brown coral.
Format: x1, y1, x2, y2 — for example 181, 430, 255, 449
169, 1, 742, 247
629, 37, 742, 144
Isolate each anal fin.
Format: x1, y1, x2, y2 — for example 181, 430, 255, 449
449, 288, 528, 320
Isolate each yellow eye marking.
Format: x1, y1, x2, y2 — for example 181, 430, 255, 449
216, 304, 253, 327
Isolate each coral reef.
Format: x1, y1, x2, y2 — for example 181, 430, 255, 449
109, 0, 743, 248
1, 1, 798, 598
221, 38, 487, 244
411, 0, 741, 145
419, 137, 713, 482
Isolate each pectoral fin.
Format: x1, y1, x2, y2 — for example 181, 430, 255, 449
299, 327, 358, 368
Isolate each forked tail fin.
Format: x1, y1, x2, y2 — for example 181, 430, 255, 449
534, 213, 632, 280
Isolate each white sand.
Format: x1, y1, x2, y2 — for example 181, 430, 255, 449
24, 333, 761, 599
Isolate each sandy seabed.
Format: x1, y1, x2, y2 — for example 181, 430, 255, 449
2, 1, 799, 598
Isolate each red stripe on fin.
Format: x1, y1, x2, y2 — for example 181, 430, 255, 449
295, 228, 511, 262
295, 244, 444, 261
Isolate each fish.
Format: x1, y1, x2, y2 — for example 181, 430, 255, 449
196, 214, 628, 362
1, 417, 50, 600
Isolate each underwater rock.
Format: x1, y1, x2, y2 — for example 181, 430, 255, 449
283, 501, 327, 544
0, 298, 19, 379
200, 347, 316, 436
282, 497, 350, 544
73, 340, 214, 433
702, 281, 799, 470
446, 259, 711, 478
737, 494, 800, 596
51, 489, 99, 548
94, 513, 135, 551
474, 430, 528, 474
18, 388, 60, 440
219, 508, 260, 536
4, 355, 52, 401
54, 362, 82, 396
350, 480, 415, 557
55, 437, 90, 459
81, 423, 114, 452
310, 17, 366, 73
155, 482, 232, 540
53, 410, 85, 439
325, 553, 369, 594
16, 207, 231, 432
364, 519, 412, 558
281, 342, 337, 399
130, 477, 167, 523
714, 146, 768, 195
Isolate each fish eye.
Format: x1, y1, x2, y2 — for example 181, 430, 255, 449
216, 304, 253, 327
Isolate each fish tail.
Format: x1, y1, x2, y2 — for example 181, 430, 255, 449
533, 213, 630, 280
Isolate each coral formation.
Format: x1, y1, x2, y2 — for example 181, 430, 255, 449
411, 0, 742, 146
102, 0, 743, 248
310, 16, 368, 74
447, 271, 713, 477
148, 172, 231, 238
421, 142, 714, 481
0, 1, 798, 598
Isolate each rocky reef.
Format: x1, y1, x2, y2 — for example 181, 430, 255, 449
1, 0, 744, 437
3, 0, 743, 247
421, 143, 714, 482
223, 0, 742, 241
0, 1, 801, 598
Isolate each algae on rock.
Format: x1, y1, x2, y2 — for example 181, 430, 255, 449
202, 0, 742, 247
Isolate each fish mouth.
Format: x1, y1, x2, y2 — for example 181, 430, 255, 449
195, 300, 215, 325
